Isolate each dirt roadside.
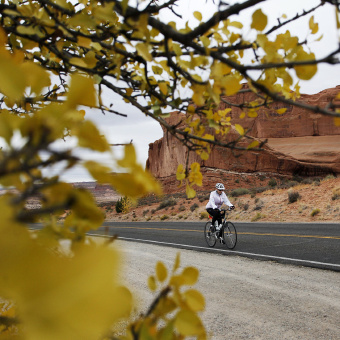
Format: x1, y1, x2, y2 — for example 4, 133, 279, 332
115, 240, 340, 340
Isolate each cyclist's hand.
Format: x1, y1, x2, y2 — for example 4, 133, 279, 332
230, 205, 235, 210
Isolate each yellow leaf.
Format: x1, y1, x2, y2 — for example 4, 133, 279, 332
21, 62, 51, 95
203, 133, 214, 141
334, 117, 340, 126
186, 184, 196, 198
156, 261, 168, 282
247, 109, 258, 118
211, 61, 231, 78
276, 108, 287, 114
66, 73, 97, 108
17, 25, 44, 37
184, 289, 205, 311
176, 164, 186, 181
84, 50, 98, 68
159, 82, 168, 95
229, 21, 243, 29
172, 43, 183, 56
181, 266, 199, 285
222, 75, 242, 96
247, 140, 260, 149
234, 124, 244, 136
117, 144, 137, 168
173, 252, 181, 272
175, 310, 205, 337
188, 163, 203, 186
78, 36, 92, 48
76, 120, 110, 152
109, 145, 162, 197
199, 36, 210, 48
69, 57, 88, 68
193, 11, 202, 21
294, 61, 317, 80
336, 8, 340, 29
126, 88, 133, 96
200, 151, 209, 160
152, 65, 163, 75
136, 43, 152, 62
309, 16, 319, 34
84, 161, 114, 184
148, 275, 157, 291
251, 9, 268, 31
0, 53, 26, 101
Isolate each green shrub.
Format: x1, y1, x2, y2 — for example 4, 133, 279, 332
160, 215, 169, 220
311, 208, 320, 217
199, 211, 209, 220
288, 190, 300, 204
324, 174, 335, 180
115, 196, 131, 213
268, 178, 277, 187
178, 205, 186, 212
332, 187, 340, 201
254, 200, 264, 210
157, 198, 177, 210
190, 203, 199, 212
231, 188, 250, 197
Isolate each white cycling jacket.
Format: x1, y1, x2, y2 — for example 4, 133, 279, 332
206, 190, 233, 210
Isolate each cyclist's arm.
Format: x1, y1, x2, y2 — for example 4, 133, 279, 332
222, 192, 233, 207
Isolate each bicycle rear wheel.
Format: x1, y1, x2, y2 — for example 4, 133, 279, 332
204, 222, 216, 247
222, 221, 237, 249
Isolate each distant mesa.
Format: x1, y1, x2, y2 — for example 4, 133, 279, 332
146, 85, 340, 193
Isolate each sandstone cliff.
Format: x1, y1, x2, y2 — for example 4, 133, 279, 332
146, 86, 340, 193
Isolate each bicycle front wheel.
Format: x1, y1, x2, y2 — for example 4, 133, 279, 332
222, 221, 237, 249
204, 222, 216, 247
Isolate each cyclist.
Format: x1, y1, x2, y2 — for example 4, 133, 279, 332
206, 183, 235, 242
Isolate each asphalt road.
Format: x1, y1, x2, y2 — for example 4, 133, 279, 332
91, 221, 340, 271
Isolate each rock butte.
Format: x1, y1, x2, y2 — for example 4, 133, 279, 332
146, 85, 340, 194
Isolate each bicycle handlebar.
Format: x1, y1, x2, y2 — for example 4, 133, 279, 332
220, 206, 235, 212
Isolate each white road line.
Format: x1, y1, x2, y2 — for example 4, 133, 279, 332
88, 233, 340, 270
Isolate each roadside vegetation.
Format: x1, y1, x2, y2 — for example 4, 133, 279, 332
107, 175, 340, 223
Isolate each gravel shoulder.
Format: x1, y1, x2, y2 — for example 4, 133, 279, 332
116, 240, 340, 340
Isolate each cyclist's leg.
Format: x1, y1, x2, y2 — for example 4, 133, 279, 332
206, 208, 218, 226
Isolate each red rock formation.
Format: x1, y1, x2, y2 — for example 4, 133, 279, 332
146, 86, 340, 193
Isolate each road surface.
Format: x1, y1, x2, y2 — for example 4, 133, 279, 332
93, 221, 340, 271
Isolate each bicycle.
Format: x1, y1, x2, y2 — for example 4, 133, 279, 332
204, 207, 237, 249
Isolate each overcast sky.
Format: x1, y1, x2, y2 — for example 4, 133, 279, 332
56, 0, 340, 182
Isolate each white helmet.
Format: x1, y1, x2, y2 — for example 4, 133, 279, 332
215, 183, 225, 190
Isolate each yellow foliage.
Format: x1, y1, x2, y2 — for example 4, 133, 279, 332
251, 9, 268, 31
129, 255, 206, 339
309, 16, 319, 34
0, 196, 132, 340
66, 73, 98, 108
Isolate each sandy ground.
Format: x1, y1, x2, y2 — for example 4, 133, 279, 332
115, 240, 340, 340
